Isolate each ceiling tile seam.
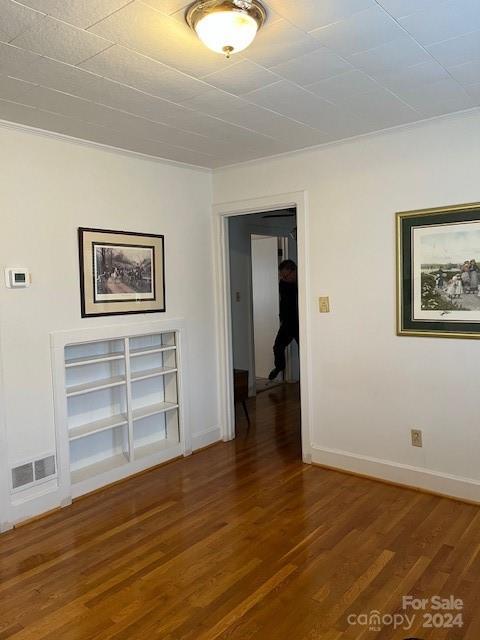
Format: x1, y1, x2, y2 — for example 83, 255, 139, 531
211, 90, 334, 136
215, 106, 480, 171
3, 70, 220, 144
83, 0, 137, 30
8, 0, 49, 40
199, 59, 284, 85
241, 79, 342, 112
0, 111, 213, 170
370, 0, 480, 100
213, 103, 330, 138
76, 43, 117, 68
259, 1, 363, 40
0, 93, 217, 159
9, 5, 117, 50
374, 72, 478, 119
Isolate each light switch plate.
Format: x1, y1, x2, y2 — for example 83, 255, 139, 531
319, 296, 330, 313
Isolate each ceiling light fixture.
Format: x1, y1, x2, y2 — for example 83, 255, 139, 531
186, 0, 267, 58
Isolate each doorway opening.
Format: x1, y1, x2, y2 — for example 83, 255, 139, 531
227, 208, 300, 440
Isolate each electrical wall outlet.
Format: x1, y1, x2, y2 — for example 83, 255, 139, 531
411, 429, 423, 448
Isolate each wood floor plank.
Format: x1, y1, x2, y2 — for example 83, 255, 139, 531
1, 384, 479, 639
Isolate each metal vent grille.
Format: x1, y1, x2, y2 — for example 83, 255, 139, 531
11, 454, 56, 491
35, 455, 56, 480
11, 463, 34, 489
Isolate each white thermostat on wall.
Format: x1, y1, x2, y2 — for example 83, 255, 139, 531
5, 268, 30, 288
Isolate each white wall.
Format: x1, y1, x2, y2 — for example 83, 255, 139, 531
214, 109, 480, 501
0, 125, 218, 525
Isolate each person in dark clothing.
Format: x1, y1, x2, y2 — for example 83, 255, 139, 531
268, 259, 298, 381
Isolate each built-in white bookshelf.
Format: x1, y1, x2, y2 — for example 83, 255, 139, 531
52, 322, 188, 501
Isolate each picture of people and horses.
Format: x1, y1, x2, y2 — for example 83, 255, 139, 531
94, 243, 155, 302
78, 228, 165, 318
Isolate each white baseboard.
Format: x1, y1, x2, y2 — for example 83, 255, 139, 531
311, 444, 480, 504
192, 426, 222, 451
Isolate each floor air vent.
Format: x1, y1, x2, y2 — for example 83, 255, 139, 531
11, 454, 56, 490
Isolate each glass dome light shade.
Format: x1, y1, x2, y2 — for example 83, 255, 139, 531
194, 10, 259, 55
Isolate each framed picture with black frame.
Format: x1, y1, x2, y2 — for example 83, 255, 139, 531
78, 227, 165, 318
397, 202, 480, 338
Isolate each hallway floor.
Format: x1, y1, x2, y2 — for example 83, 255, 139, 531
1, 384, 480, 639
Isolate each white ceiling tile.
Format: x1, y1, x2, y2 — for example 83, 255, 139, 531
80, 44, 167, 87
379, 61, 450, 94
399, 0, 480, 46
141, 68, 213, 101
180, 90, 249, 116
14, 0, 133, 29
310, 5, 406, 57
89, 1, 237, 76
16, 57, 107, 97
202, 60, 279, 95
10, 15, 111, 64
376, 0, 445, 19
266, 0, 375, 31
0, 96, 35, 120
338, 88, 420, 127
0, 42, 43, 78
391, 77, 479, 115
427, 31, 480, 67
0, 74, 37, 104
448, 60, 480, 85
348, 34, 432, 76
464, 82, 480, 102
307, 70, 380, 101
10, 66, 192, 124
0, 0, 45, 43
141, 0, 191, 14
216, 103, 329, 146
0, 98, 120, 146
244, 79, 366, 136
159, 109, 265, 140
243, 18, 321, 68
83, 80, 193, 122
270, 47, 353, 86
81, 45, 212, 101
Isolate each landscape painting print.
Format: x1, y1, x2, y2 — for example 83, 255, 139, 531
397, 203, 480, 338
79, 228, 165, 318
413, 221, 480, 321
94, 243, 155, 302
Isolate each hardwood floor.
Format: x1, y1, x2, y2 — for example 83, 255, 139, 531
1, 384, 480, 639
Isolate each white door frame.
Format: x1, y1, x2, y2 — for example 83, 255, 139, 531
213, 191, 313, 463
0, 340, 12, 531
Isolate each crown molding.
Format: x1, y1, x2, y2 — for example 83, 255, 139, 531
0, 117, 212, 174
215, 106, 480, 171
2, 106, 479, 176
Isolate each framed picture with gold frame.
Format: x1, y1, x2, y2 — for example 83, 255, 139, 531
78, 227, 165, 318
397, 202, 480, 338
